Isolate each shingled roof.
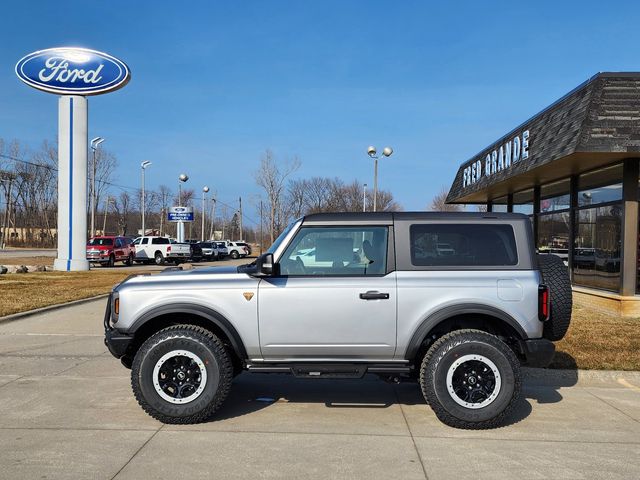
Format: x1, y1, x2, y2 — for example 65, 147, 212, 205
447, 73, 640, 204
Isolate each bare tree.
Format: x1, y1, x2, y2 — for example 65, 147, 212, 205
113, 191, 132, 235
157, 185, 172, 236
254, 150, 301, 243
429, 187, 461, 212
90, 148, 118, 220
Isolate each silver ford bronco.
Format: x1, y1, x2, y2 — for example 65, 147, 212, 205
104, 212, 572, 429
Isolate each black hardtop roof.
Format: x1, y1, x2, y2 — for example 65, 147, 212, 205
302, 211, 529, 223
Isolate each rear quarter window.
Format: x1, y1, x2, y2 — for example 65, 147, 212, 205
410, 224, 518, 267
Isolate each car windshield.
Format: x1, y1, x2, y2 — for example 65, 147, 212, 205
88, 238, 113, 246
267, 220, 299, 254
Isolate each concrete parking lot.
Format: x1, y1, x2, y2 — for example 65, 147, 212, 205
0, 299, 638, 480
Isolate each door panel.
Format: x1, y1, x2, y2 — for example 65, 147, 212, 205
258, 274, 397, 359
257, 224, 396, 360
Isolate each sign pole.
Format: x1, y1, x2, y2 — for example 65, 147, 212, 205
53, 95, 89, 271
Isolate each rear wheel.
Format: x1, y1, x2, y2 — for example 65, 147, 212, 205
124, 253, 134, 266
154, 251, 164, 265
131, 325, 233, 424
420, 329, 521, 429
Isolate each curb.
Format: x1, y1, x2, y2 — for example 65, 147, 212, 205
523, 366, 640, 387
0, 294, 109, 324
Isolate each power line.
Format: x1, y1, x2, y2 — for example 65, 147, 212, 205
1, 152, 262, 227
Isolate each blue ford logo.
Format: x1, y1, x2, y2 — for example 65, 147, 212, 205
15, 47, 130, 95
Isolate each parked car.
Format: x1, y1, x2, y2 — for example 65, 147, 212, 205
86, 236, 135, 267
237, 242, 252, 255
105, 212, 572, 429
224, 240, 250, 259
214, 241, 229, 259
189, 242, 203, 263
132, 236, 191, 265
198, 242, 219, 261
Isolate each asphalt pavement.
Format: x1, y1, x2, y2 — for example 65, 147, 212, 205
0, 299, 638, 479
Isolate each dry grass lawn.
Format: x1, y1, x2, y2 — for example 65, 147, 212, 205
1, 256, 55, 267
0, 270, 143, 317
550, 304, 640, 371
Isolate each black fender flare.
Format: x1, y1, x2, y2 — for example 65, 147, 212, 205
404, 303, 528, 361
128, 303, 248, 359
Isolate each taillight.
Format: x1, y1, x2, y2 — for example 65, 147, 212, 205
167, 246, 171, 253
538, 285, 550, 321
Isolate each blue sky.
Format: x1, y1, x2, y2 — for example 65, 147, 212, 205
2, 1, 640, 223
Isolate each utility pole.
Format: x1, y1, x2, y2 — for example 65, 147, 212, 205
140, 161, 152, 235
0, 172, 16, 249
238, 196, 243, 241
202, 186, 209, 241
259, 200, 263, 255
209, 196, 217, 240
102, 196, 111, 235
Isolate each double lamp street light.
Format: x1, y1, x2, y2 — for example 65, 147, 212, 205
366, 145, 393, 212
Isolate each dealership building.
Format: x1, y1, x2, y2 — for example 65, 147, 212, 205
446, 72, 640, 316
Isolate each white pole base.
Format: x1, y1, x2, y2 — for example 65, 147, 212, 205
54, 258, 89, 271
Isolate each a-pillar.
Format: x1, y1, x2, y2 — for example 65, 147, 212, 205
53, 96, 89, 271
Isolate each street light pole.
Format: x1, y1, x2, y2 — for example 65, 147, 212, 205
363, 183, 367, 212
202, 186, 209, 241
140, 161, 152, 235
90, 137, 104, 237
367, 146, 393, 212
177, 173, 189, 242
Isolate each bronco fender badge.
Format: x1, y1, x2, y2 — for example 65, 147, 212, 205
243, 292, 254, 301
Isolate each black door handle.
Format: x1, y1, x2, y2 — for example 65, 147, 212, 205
359, 291, 390, 300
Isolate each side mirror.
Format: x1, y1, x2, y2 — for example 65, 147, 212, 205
255, 253, 277, 277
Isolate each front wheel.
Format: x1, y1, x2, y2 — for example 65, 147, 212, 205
131, 325, 233, 424
420, 329, 521, 429
230, 250, 239, 259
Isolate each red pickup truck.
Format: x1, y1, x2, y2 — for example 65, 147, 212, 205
86, 236, 135, 267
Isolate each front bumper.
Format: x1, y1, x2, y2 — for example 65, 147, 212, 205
103, 294, 133, 359
519, 338, 555, 368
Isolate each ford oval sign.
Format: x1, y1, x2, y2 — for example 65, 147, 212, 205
15, 47, 130, 95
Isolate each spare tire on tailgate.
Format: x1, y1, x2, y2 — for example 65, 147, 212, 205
537, 254, 572, 341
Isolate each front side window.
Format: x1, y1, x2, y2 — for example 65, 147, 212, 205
410, 224, 518, 267
280, 226, 388, 276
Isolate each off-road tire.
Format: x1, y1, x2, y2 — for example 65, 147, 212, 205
131, 325, 233, 424
154, 251, 164, 265
230, 250, 239, 259
538, 254, 572, 341
420, 329, 521, 429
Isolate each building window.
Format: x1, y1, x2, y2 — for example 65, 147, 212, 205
492, 196, 508, 213
538, 212, 570, 263
540, 179, 570, 212
513, 189, 534, 215
578, 164, 623, 207
573, 205, 622, 291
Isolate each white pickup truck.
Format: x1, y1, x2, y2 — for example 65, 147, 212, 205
132, 236, 191, 265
